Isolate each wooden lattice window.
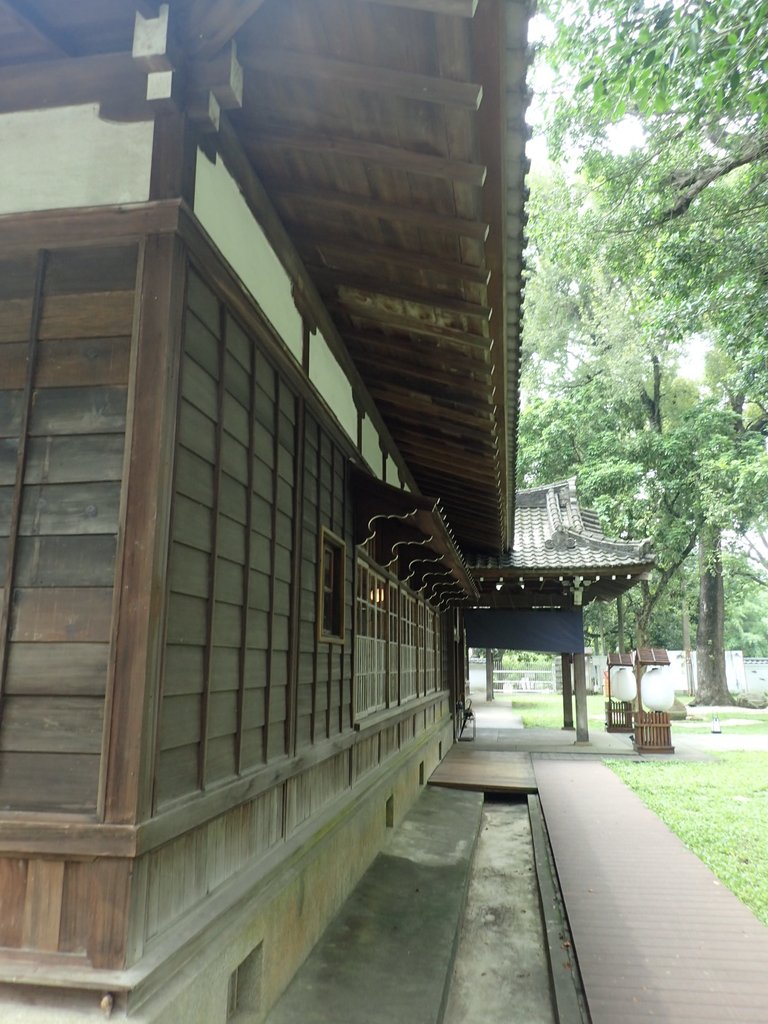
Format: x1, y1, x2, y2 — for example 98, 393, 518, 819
355, 559, 387, 716
319, 527, 345, 642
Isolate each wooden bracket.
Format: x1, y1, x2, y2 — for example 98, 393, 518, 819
189, 41, 243, 110
133, 4, 176, 72
146, 67, 182, 111
134, 13, 241, 127
133, 4, 183, 111
187, 89, 221, 133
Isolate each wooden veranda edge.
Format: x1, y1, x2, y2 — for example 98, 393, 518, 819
0, 713, 450, 1001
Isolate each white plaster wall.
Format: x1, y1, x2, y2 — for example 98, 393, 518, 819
385, 455, 400, 487
0, 104, 153, 216
361, 415, 382, 478
194, 149, 303, 362
308, 329, 358, 444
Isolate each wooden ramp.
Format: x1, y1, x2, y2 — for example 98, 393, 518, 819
429, 748, 536, 794
535, 760, 768, 1024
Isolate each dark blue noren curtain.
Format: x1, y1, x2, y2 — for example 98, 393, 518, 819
463, 609, 584, 653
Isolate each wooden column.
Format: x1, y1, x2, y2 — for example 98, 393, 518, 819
103, 234, 186, 824
485, 648, 494, 702
561, 653, 574, 730
573, 653, 589, 743
617, 594, 626, 653
449, 611, 462, 706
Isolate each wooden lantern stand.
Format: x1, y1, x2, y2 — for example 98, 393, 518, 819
605, 652, 635, 732
633, 647, 675, 754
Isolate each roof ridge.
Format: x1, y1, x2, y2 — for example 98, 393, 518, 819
518, 476, 576, 497
557, 527, 654, 558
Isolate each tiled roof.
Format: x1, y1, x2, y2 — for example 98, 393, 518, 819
470, 478, 654, 572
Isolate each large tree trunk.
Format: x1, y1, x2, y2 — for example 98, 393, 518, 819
694, 525, 733, 705
634, 583, 650, 648
617, 594, 626, 652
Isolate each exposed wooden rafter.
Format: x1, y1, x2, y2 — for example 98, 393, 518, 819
241, 48, 482, 109
335, 307, 492, 355
273, 187, 489, 241
344, 332, 491, 377
371, 393, 495, 434
347, 348, 494, 397
395, 428, 498, 462
299, 235, 490, 286
420, 483, 500, 517
246, 129, 487, 186
2, 0, 70, 56
185, 0, 268, 59
330, 278, 492, 323
395, 444, 500, 482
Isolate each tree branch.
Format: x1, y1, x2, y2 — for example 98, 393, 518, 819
660, 137, 768, 221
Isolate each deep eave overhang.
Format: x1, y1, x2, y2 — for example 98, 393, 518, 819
0, 0, 531, 559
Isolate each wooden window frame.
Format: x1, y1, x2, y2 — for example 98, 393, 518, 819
318, 526, 346, 644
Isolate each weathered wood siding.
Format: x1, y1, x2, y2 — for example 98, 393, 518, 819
0, 244, 136, 814
297, 411, 353, 747
0, 227, 454, 983
144, 788, 284, 943
154, 269, 355, 810
0, 853, 132, 968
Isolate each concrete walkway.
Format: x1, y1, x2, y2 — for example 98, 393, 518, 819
443, 799, 555, 1024
469, 692, 716, 760
265, 696, 768, 1024
264, 786, 484, 1024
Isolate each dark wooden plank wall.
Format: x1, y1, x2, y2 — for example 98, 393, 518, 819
152, 261, 452, 814
0, 244, 136, 814
155, 269, 298, 807
0, 228, 455, 976
155, 270, 356, 809
297, 411, 353, 749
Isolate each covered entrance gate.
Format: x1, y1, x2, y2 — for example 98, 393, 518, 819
462, 479, 657, 742
464, 608, 592, 739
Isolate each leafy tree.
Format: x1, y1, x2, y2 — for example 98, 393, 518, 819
543, 0, 768, 211
721, 547, 768, 656
522, 0, 768, 700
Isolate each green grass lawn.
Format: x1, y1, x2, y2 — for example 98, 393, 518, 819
505, 690, 768, 734
608, 754, 768, 927
503, 691, 606, 728
673, 708, 768, 735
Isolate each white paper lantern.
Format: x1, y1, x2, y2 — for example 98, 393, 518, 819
611, 666, 637, 702
641, 665, 675, 711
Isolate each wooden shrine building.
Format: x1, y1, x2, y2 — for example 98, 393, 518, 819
0, 2, 654, 1022
0, 1, 533, 1020
467, 479, 656, 737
